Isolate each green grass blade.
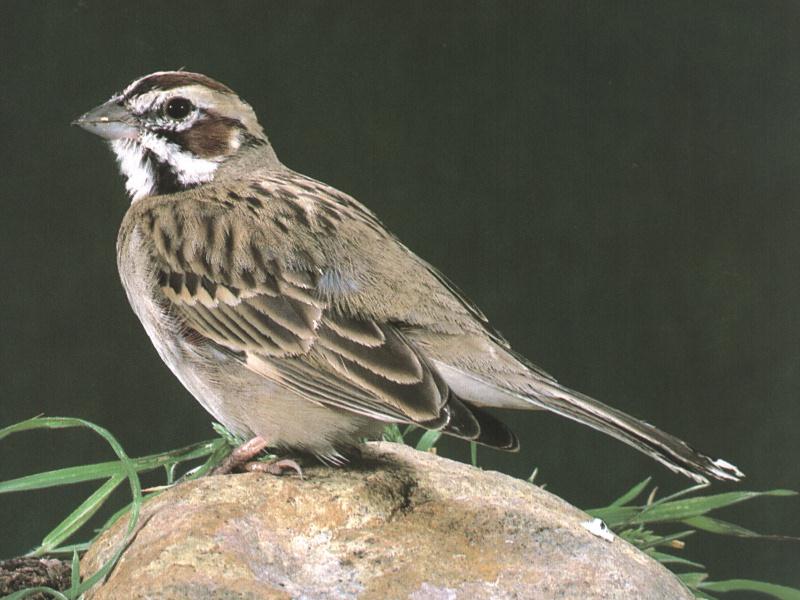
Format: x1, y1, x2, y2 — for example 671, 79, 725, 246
211, 421, 242, 446
609, 477, 652, 507
64, 431, 142, 595
683, 515, 760, 537
647, 549, 705, 569
0, 439, 221, 494
180, 438, 230, 480
647, 482, 710, 507
585, 505, 640, 527
74, 436, 223, 594
679, 572, 709, 587
682, 515, 800, 541
699, 579, 800, 599
0, 462, 125, 494
381, 424, 405, 444
95, 500, 138, 536
0, 416, 145, 597
31, 474, 125, 556
165, 463, 177, 485
93, 439, 229, 537
637, 529, 694, 550
0, 415, 50, 439
47, 542, 91, 555
415, 429, 442, 452
470, 441, 478, 467
68, 549, 81, 597
74, 505, 140, 594
4, 416, 797, 600
633, 490, 797, 524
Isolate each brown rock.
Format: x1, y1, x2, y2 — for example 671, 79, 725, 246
81, 442, 692, 599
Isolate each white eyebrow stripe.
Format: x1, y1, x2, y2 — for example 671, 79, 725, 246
128, 86, 222, 117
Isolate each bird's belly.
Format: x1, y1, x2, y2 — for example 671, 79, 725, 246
117, 233, 249, 435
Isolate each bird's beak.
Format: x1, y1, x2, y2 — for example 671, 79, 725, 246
72, 100, 139, 141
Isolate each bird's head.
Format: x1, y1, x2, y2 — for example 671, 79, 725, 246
74, 71, 273, 201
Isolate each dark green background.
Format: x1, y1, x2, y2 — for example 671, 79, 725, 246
1, 0, 798, 593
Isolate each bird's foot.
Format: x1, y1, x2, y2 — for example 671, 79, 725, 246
211, 436, 303, 478
244, 458, 304, 478
211, 436, 269, 475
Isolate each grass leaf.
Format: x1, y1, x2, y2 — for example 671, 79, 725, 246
3, 416, 799, 600
679, 572, 709, 587
637, 529, 694, 550
646, 550, 704, 569
33, 474, 125, 556
584, 479, 799, 600
0, 440, 221, 494
633, 490, 796, 525
0, 463, 123, 494
0, 416, 145, 597
68, 549, 81, 597
585, 505, 640, 527
47, 542, 91, 555
692, 589, 718, 600
699, 579, 800, 599
415, 429, 442, 452
609, 477, 652, 507
381, 423, 405, 444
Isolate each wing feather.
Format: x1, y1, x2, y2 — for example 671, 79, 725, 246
138, 181, 451, 425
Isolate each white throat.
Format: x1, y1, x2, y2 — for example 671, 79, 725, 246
110, 133, 222, 202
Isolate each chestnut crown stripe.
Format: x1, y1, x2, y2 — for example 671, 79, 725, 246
122, 72, 235, 100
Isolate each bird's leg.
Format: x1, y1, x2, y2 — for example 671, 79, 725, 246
211, 436, 303, 477
211, 436, 270, 475
212, 436, 268, 475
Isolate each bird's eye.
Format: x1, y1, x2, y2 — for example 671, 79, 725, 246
165, 97, 194, 120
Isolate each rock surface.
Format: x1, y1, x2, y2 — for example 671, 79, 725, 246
82, 442, 692, 599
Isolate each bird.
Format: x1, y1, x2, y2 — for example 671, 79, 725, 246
73, 70, 743, 483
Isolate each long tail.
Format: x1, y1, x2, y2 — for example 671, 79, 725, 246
434, 359, 743, 482
526, 380, 743, 483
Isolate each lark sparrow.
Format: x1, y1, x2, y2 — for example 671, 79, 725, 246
73, 71, 742, 482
